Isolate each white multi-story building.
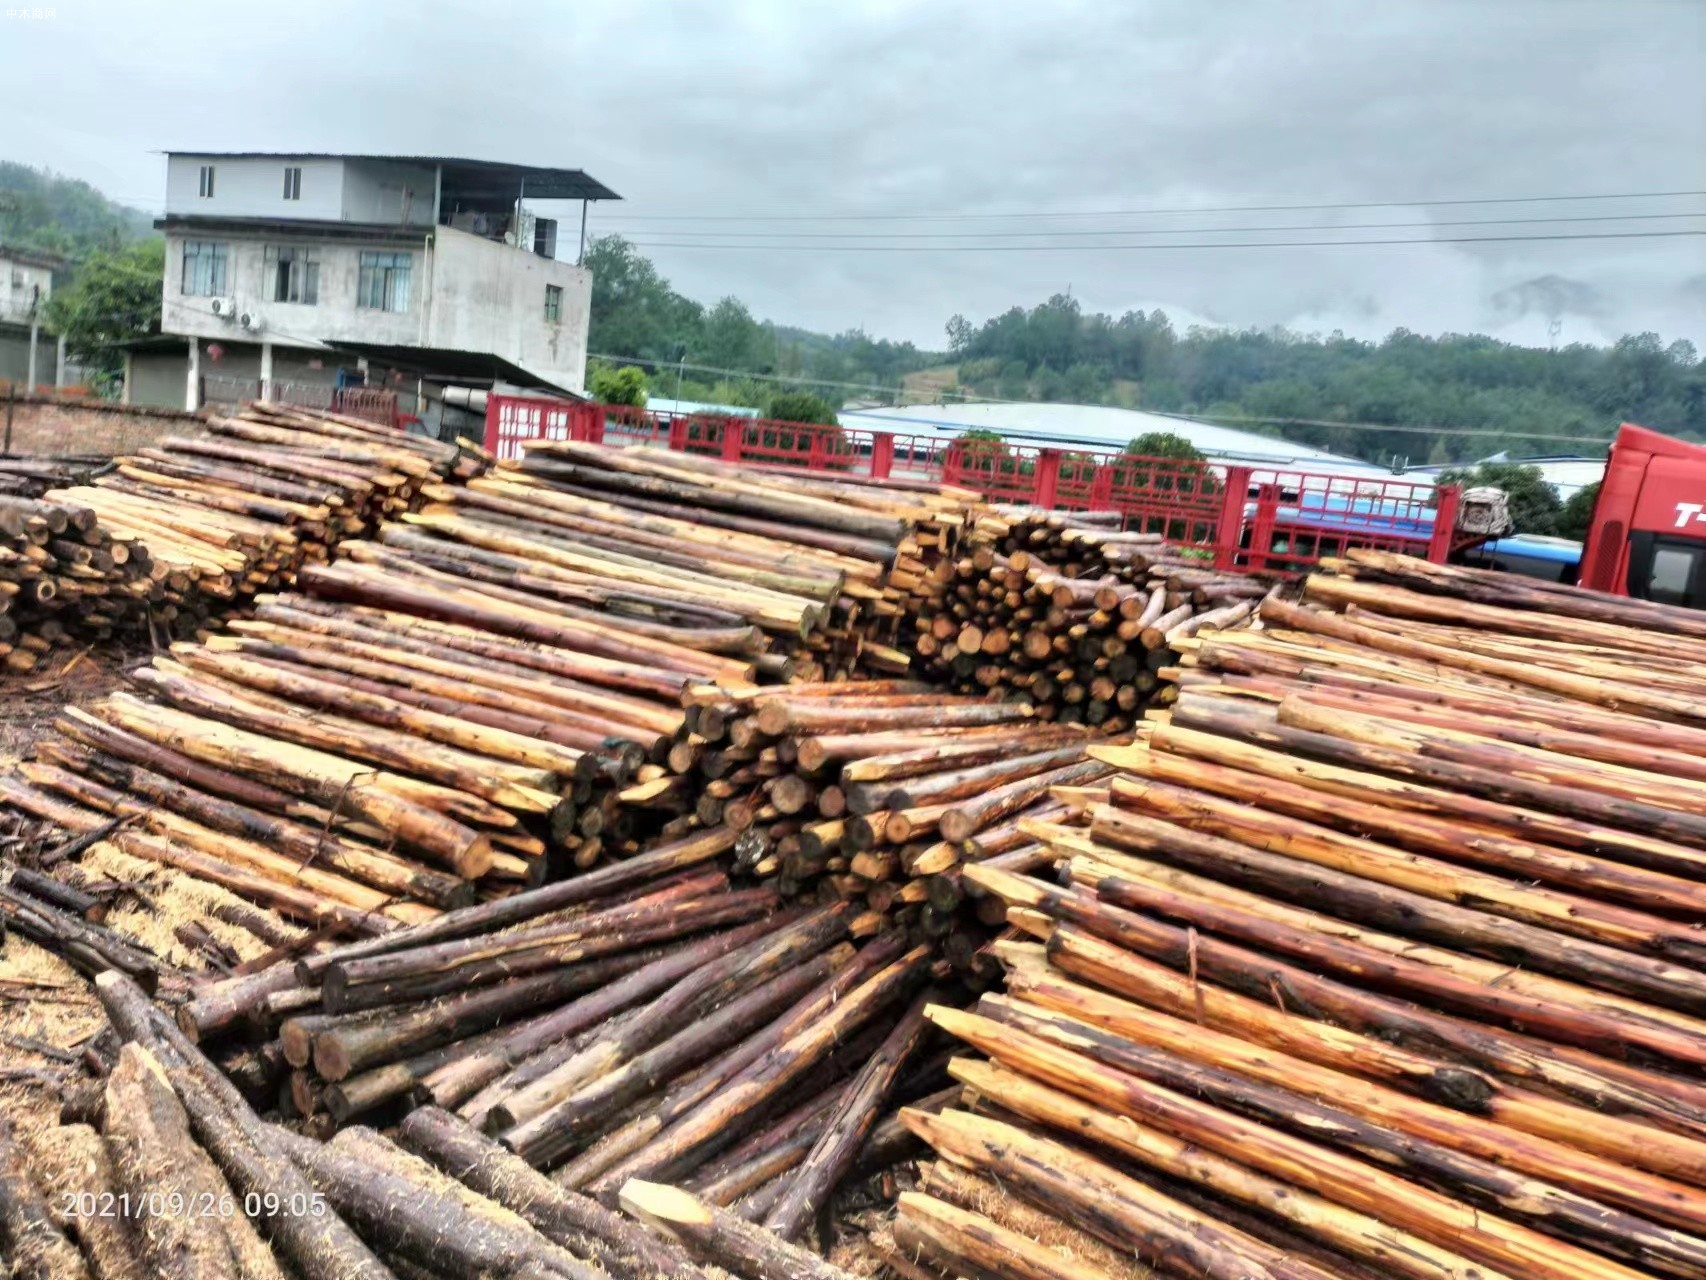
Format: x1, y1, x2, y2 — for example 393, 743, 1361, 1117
0, 246, 54, 326
135, 153, 618, 411
0, 246, 62, 389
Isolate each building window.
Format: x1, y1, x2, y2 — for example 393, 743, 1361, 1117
544, 284, 563, 323
198, 165, 215, 198
266, 245, 319, 304
283, 166, 302, 201
357, 250, 412, 312
181, 240, 228, 296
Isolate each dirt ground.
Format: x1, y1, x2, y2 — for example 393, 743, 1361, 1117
0, 641, 143, 769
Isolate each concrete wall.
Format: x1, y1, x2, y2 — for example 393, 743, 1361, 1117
341, 160, 437, 225
165, 156, 437, 225
0, 393, 202, 457
427, 226, 591, 393
162, 229, 429, 347
166, 155, 347, 221
157, 219, 592, 394
0, 255, 53, 326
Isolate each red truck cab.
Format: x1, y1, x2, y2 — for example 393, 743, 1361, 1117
1580, 423, 1706, 606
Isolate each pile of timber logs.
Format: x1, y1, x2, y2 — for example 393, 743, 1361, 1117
977, 504, 1215, 580
898, 548, 1706, 1280
905, 506, 1265, 727
0, 580, 713, 922
154, 830, 957, 1251
0, 962, 887, 1280
669, 682, 1114, 980
38, 401, 487, 641
0, 494, 158, 672
0, 456, 106, 499
498, 440, 982, 679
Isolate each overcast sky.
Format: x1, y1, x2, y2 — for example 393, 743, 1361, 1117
5, 0, 1702, 352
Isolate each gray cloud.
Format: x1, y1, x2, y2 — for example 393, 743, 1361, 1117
3, 0, 1702, 350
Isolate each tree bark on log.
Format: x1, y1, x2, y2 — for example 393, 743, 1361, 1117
950, 1002, 1703, 1279
617, 1180, 863, 1280
566, 935, 909, 1195
903, 1106, 1343, 1280
762, 988, 934, 1240
102, 1043, 285, 1280
896, 1191, 1136, 1280
0, 1109, 92, 1280
92, 972, 396, 1280
944, 1059, 1513, 1280
28, 1123, 148, 1280
397, 1106, 704, 1280
269, 1124, 597, 1280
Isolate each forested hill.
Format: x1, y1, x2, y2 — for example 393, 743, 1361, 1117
588, 232, 1704, 466
942, 298, 1705, 465
0, 162, 155, 260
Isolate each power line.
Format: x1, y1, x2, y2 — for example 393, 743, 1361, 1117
592, 211, 1705, 242
598, 189, 1706, 224
621, 229, 1706, 253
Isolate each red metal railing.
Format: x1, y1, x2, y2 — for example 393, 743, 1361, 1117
484, 397, 1457, 572
333, 386, 401, 427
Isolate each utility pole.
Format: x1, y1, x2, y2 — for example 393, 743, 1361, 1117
24, 285, 40, 393
675, 353, 686, 407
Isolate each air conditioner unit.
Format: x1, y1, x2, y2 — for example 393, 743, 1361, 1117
210, 298, 238, 318
239, 313, 263, 333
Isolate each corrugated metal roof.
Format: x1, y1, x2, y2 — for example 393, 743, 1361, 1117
838, 401, 1413, 483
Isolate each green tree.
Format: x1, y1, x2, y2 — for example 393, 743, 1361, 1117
697, 297, 774, 373
0, 161, 153, 259
45, 239, 164, 394
587, 362, 648, 405
1557, 481, 1601, 542
581, 234, 704, 362
764, 390, 839, 425
1122, 429, 1218, 496
1437, 461, 1563, 536
948, 290, 1706, 459
1125, 430, 1206, 461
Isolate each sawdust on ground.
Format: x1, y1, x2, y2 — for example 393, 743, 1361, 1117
0, 642, 141, 770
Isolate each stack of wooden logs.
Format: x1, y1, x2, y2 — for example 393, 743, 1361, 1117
0, 960, 896, 1280
905, 506, 1265, 728
978, 504, 1214, 579
0, 494, 159, 671
0, 436, 998, 939
37, 401, 487, 641
0, 456, 106, 498
144, 829, 955, 1251
896, 548, 1706, 1280
663, 682, 1115, 980
0, 562, 742, 925
499, 440, 982, 679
